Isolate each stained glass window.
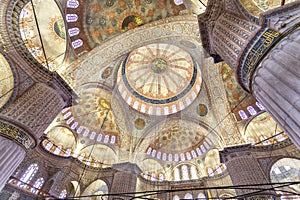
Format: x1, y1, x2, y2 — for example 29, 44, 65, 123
256, 102, 265, 110
31, 177, 44, 194
18, 164, 38, 188
45, 142, 53, 150
247, 106, 257, 116
54, 146, 62, 155
59, 189, 67, 199
67, 0, 79, 8
71, 39, 83, 49
239, 110, 248, 120
66, 14, 78, 22
185, 193, 193, 199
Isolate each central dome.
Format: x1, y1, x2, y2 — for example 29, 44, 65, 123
117, 43, 202, 115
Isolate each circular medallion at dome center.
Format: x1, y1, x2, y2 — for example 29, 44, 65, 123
151, 58, 167, 74
117, 43, 202, 115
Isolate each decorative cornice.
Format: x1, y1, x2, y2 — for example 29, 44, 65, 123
0, 120, 35, 150
237, 2, 300, 92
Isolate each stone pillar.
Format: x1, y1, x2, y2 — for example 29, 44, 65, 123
0, 136, 26, 191
220, 145, 278, 199
198, 1, 300, 149
0, 80, 74, 191
251, 27, 300, 148
110, 162, 142, 200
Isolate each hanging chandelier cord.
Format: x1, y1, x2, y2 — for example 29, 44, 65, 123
199, 0, 207, 7
29, 0, 50, 71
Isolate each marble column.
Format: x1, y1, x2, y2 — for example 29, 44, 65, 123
220, 145, 278, 199
110, 162, 142, 200
0, 136, 26, 191
251, 27, 300, 148
198, 0, 300, 149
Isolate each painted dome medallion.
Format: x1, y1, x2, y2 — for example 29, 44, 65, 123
117, 43, 202, 115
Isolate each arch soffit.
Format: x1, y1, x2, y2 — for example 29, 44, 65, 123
59, 15, 201, 89
0, 51, 18, 110
81, 179, 109, 196
47, 125, 77, 149
133, 117, 221, 155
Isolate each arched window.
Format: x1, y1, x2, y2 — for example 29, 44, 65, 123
31, 177, 44, 194
151, 173, 156, 181
168, 153, 173, 161
86, 157, 92, 165
260, 136, 270, 145
201, 145, 206, 153
66, 0, 79, 8
186, 152, 192, 160
90, 132, 96, 140
53, 146, 62, 155
159, 173, 164, 182
104, 135, 109, 143
198, 192, 206, 199
270, 158, 300, 199
65, 149, 72, 157
239, 110, 248, 120
191, 150, 197, 158
180, 153, 186, 161
275, 132, 286, 142
83, 129, 89, 137
190, 166, 198, 180
216, 165, 223, 174
18, 164, 39, 187
45, 142, 53, 150
174, 0, 184, 5
143, 171, 148, 179
181, 165, 189, 181
111, 135, 116, 144
59, 189, 67, 199
71, 39, 83, 49
94, 161, 99, 168
256, 102, 265, 110
184, 193, 193, 199
162, 153, 167, 161
174, 168, 180, 181
152, 149, 157, 157
66, 14, 78, 22
196, 148, 202, 156
247, 106, 257, 116
207, 168, 214, 177
78, 153, 85, 161
157, 151, 161, 159
248, 137, 256, 145
174, 154, 179, 162
97, 133, 102, 142
146, 147, 152, 155
173, 195, 180, 200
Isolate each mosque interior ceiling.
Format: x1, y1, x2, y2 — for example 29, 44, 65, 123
9, 0, 295, 182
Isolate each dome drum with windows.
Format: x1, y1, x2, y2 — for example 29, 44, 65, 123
117, 43, 202, 115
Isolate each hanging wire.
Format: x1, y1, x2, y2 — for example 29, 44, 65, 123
199, 0, 207, 7
29, 0, 50, 71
